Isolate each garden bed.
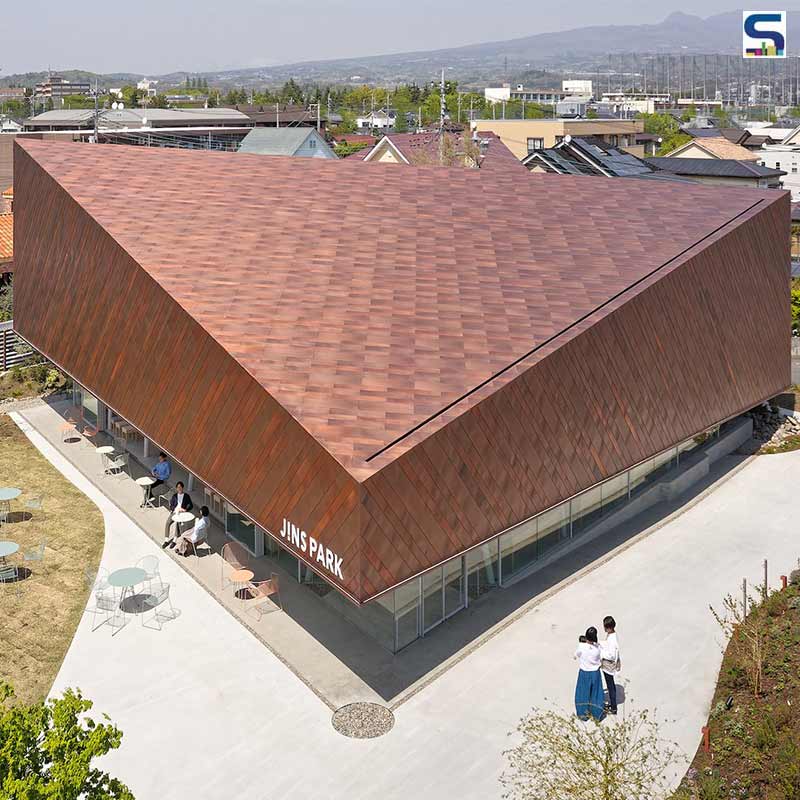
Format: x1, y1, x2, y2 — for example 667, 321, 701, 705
672, 580, 800, 799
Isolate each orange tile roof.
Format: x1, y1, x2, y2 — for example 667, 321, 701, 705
1, 186, 12, 198
676, 136, 759, 161
17, 139, 775, 472
0, 212, 13, 263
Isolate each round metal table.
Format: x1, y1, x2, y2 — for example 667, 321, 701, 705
0, 488, 22, 502
136, 476, 156, 508
0, 540, 19, 561
108, 567, 147, 589
107, 567, 148, 635
172, 510, 195, 539
96, 446, 115, 474
230, 569, 254, 602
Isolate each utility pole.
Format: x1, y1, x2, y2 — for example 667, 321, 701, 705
275, 102, 279, 128
316, 101, 320, 132
93, 79, 99, 143
439, 68, 446, 165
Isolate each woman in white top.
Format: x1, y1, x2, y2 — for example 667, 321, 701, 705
175, 506, 209, 556
574, 626, 604, 721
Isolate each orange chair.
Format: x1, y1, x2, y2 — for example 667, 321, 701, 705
83, 424, 99, 447
246, 573, 282, 619
220, 542, 249, 591
60, 420, 77, 442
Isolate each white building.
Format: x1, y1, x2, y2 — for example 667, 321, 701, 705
758, 126, 800, 199
356, 108, 396, 130
137, 79, 159, 97
484, 85, 512, 103
562, 80, 593, 97
600, 92, 671, 115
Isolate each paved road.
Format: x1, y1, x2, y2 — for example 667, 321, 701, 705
13, 411, 800, 800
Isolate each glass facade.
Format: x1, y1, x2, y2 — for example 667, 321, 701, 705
349, 423, 724, 652
75, 374, 724, 655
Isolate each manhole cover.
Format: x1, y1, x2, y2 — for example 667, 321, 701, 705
332, 702, 394, 739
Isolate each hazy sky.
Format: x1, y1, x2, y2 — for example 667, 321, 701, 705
0, 2, 772, 75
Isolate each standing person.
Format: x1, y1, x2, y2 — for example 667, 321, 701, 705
162, 481, 193, 548
574, 626, 604, 722
600, 615, 621, 715
175, 506, 210, 556
143, 451, 172, 507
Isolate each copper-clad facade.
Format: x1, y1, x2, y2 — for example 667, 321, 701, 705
12, 140, 790, 605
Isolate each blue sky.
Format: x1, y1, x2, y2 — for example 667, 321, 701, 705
0, 2, 771, 75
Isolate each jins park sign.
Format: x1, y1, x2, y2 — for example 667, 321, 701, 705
280, 518, 344, 580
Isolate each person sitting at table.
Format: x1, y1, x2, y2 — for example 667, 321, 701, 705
162, 481, 193, 548
142, 452, 172, 507
175, 506, 209, 557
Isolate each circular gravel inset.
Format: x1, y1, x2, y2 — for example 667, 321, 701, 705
332, 702, 395, 738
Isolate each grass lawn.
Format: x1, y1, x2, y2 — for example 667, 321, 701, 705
0, 413, 104, 704
672, 581, 800, 799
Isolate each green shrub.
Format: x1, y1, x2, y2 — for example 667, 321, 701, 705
753, 715, 777, 750
10, 365, 24, 383
697, 770, 725, 800
775, 737, 800, 797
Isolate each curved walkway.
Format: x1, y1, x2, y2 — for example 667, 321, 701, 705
12, 410, 800, 799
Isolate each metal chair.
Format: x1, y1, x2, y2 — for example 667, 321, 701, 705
24, 495, 43, 524
0, 564, 21, 598
83, 424, 99, 448
84, 566, 109, 592
245, 573, 282, 619
220, 542, 249, 591
106, 453, 130, 480
141, 581, 177, 631
135, 555, 160, 591
91, 584, 125, 633
22, 539, 46, 573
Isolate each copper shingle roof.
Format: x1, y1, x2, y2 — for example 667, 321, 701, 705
0, 212, 12, 264
17, 139, 773, 475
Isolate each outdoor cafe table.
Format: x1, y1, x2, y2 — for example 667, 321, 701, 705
136, 476, 156, 508
0, 540, 19, 563
108, 567, 148, 633
0, 488, 21, 524
172, 510, 195, 536
96, 446, 115, 474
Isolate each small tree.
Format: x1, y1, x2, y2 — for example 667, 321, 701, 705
0, 682, 133, 799
501, 707, 680, 800
710, 593, 765, 697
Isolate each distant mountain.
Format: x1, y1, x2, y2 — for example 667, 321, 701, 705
4, 11, 800, 89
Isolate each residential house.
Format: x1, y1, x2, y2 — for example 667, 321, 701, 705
355, 108, 395, 131
471, 118, 646, 159
523, 136, 660, 178
664, 136, 759, 161
238, 127, 337, 159
647, 157, 785, 189
354, 130, 525, 173
756, 124, 800, 200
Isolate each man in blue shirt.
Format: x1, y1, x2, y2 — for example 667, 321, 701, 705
143, 451, 172, 507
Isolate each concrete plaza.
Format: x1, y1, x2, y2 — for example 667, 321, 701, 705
10, 408, 800, 799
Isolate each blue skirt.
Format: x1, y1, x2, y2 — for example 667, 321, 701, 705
575, 668, 604, 721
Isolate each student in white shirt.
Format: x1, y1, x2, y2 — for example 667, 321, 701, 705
574, 626, 604, 721
600, 615, 621, 715
175, 506, 209, 556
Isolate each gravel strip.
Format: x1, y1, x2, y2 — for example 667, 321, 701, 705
332, 702, 394, 738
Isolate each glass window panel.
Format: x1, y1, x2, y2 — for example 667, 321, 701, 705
500, 517, 538, 582
266, 535, 298, 578
537, 502, 571, 557
466, 543, 499, 601
571, 484, 603, 536
444, 557, 465, 617
629, 457, 655, 497
651, 447, 678, 480
395, 579, 420, 650
225, 505, 257, 553
81, 390, 98, 425
601, 472, 629, 515
422, 567, 444, 632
